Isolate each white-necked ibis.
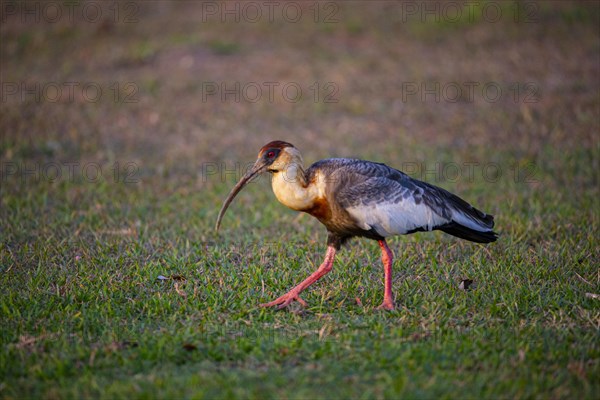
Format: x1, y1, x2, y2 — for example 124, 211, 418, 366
215, 140, 497, 310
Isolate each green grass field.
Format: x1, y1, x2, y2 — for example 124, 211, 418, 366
1, 2, 598, 399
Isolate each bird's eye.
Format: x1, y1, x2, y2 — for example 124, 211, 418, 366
267, 151, 276, 158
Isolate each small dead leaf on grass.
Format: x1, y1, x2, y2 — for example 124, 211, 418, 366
14, 334, 48, 349
156, 275, 187, 282
319, 324, 332, 340
585, 293, 599, 300
459, 279, 476, 291
575, 272, 592, 286
278, 347, 289, 356
182, 343, 197, 351
88, 348, 97, 367
174, 282, 187, 298
105, 341, 138, 353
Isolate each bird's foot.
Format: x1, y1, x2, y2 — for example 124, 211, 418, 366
376, 300, 395, 311
260, 291, 307, 309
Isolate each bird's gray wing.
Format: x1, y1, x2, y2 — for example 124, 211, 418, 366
312, 159, 493, 237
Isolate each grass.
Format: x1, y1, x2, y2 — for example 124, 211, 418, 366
1, 1, 599, 399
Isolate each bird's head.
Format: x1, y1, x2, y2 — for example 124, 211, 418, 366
258, 140, 303, 172
215, 140, 300, 231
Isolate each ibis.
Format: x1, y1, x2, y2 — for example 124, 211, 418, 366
215, 140, 497, 310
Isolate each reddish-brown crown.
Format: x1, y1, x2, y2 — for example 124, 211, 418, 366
258, 140, 295, 156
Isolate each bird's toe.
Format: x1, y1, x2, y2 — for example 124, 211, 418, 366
259, 300, 280, 308
260, 292, 306, 309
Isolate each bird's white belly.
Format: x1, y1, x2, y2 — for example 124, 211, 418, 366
347, 199, 446, 237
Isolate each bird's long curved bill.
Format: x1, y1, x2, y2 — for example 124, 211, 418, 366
215, 160, 267, 231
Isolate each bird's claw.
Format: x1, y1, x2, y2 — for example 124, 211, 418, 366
260, 292, 307, 309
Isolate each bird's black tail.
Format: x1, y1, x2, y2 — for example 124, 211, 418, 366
437, 221, 498, 243
422, 182, 498, 243
410, 178, 498, 244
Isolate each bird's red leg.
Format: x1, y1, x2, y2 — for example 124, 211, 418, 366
260, 245, 337, 309
377, 240, 395, 310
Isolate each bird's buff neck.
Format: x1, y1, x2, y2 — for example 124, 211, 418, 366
271, 162, 317, 211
